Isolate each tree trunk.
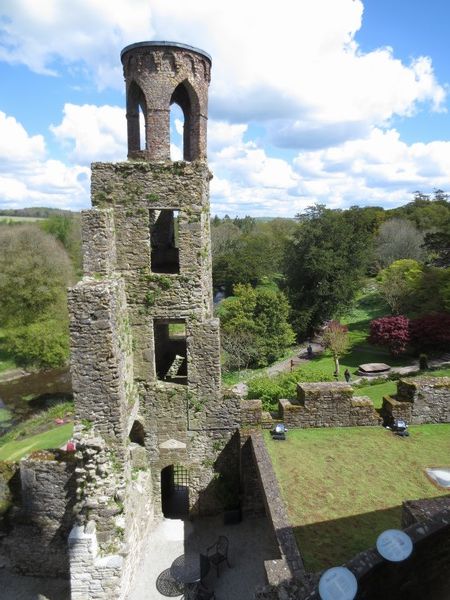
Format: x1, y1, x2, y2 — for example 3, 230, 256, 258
333, 355, 340, 377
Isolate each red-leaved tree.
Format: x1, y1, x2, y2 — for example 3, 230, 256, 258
410, 313, 450, 352
368, 315, 410, 356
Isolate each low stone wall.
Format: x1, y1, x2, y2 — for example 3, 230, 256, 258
0, 450, 76, 578
279, 383, 380, 428
381, 376, 450, 425
250, 432, 304, 582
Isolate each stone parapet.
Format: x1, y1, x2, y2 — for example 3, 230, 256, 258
241, 399, 263, 426
397, 376, 450, 424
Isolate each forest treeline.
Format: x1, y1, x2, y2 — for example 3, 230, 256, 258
0, 191, 448, 369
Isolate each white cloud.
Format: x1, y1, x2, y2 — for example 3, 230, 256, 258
291, 127, 450, 209
0, 111, 89, 209
0, 112, 46, 164
51, 103, 127, 164
0, 0, 445, 145
0, 0, 152, 88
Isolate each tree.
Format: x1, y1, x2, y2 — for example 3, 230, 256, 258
218, 284, 295, 368
377, 259, 423, 315
423, 223, 450, 267
283, 205, 372, 338
40, 213, 82, 275
368, 316, 410, 356
321, 321, 350, 376
0, 225, 74, 368
221, 329, 258, 374
375, 218, 425, 268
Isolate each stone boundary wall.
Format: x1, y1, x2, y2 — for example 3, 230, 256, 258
241, 383, 381, 431
249, 432, 304, 583
382, 376, 450, 425
281, 382, 381, 428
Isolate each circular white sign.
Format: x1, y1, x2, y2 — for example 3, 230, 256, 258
318, 566, 358, 600
376, 529, 413, 562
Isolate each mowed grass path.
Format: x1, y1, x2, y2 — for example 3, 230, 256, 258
264, 425, 450, 572
0, 423, 73, 461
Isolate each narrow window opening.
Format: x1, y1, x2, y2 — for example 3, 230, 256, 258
170, 81, 197, 161
139, 104, 146, 151
170, 103, 184, 161
127, 81, 147, 156
154, 319, 187, 385
150, 209, 180, 274
129, 420, 145, 447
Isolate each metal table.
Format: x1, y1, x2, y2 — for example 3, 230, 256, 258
170, 554, 206, 585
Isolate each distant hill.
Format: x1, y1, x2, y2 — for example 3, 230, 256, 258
0, 207, 78, 219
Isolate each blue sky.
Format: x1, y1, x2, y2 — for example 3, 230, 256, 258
0, 0, 449, 217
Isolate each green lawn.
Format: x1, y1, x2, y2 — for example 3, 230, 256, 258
265, 425, 450, 572
0, 423, 73, 461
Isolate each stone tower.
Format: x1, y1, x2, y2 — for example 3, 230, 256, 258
67, 42, 239, 599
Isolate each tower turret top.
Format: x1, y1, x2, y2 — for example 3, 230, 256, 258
121, 40, 211, 162
121, 41, 211, 63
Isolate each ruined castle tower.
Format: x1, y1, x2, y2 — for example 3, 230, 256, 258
67, 42, 239, 599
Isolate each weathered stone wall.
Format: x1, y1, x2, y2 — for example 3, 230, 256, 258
250, 432, 304, 582
69, 521, 123, 600
279, 382, 380, 428
68, 277, 136, 446
1, 451, 76, 578
381, 376, 450, 425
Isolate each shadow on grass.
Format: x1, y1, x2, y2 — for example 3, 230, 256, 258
285, 498, 450, 599
292, 504, 403, 572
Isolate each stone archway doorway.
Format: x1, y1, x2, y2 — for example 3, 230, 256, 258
161, 464, 189, 519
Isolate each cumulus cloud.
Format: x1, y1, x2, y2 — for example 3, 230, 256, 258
0, 0, 152, 88
0, 111, 89, 209
50, 103, 127, 164
0, 112, 46, 165
0, 0, 446, 145
291, 128, 450, 209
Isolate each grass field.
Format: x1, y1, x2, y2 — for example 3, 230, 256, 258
0, 401, 74, 461
0, 216, 44, 222
264, 425, 450, 572
0, 423, 73, 461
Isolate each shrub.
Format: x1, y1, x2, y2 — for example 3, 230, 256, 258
368, 315, 410, 356
247, 367, 333, 412
410, 313, 450, 352
3, 319, 70, 369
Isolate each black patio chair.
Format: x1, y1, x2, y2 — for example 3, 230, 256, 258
200, 553, 210, 585
206, 535, 231, 577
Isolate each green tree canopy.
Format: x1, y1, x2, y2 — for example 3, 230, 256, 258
283, 205, 372, 337
218, 284, 295, 368
0, 225, 74, 368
